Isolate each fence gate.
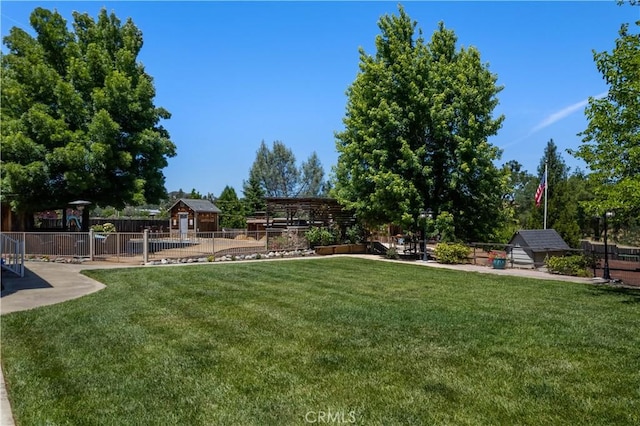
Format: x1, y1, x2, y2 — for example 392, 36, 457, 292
1, 233, 25, 278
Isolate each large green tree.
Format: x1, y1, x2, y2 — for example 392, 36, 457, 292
248, 140, 326, 198
333, 6, 505, 241
299, 152, 325, 197
530, 140, 594, 247
534, 140, 576, 245
1, 7, 176, 227
242, 174, 266, 215
573, 6, 639, 219
216, 186, 246, 229
533, 139, 569, 227
500, 160, 536, 239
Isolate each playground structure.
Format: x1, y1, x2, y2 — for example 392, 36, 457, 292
67, 215, 82, 231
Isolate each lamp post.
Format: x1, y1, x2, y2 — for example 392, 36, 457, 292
419, 208, 433, 261
603, 211, 614, 281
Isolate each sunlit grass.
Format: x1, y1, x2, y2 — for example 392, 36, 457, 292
2, 258, 639, 425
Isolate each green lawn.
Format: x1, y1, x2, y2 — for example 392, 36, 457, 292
2, 258, 639, 425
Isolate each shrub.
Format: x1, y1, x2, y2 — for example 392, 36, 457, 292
345, 224, 364, 244
434, 211, 456, 243
386, 247, 399, 260
90, 223, 116, 233
434, 243, 470, 264
546, 255, 594, 277
306, 227, 337, 247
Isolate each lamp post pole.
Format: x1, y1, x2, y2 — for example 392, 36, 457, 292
423, 216, 428, 261
420, 209, 432, 261
603, 211, 613, 281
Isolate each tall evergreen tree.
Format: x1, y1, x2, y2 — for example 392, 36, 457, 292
248, 140, 326, 198
216, 186, 246, 229
242, 175, 266, 215
333, 6, 505, 241
534, 139, 568, 228
249, 141, 299, 197
534, 139, 587, 247
187, 188, 203, 199
299, 152, 325, 197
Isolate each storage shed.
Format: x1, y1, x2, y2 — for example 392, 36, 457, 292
507, 229, 571, 269
168, 198, 221, 237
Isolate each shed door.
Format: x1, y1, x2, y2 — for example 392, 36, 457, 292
179, 213, 188, 240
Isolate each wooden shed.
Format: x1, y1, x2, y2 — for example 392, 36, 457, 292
507, 229, 571, 269
168, 198, 221, 237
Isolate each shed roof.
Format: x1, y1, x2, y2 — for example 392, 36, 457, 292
509, 229, 570, 251
168, 198, 221, 213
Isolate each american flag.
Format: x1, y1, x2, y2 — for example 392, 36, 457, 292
535, 172, 546, 207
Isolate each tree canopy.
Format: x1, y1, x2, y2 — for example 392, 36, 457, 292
534, 140, 588, 247
1, 7, 176, 218
333, 6, 505, 241
242, 174, 266, 215
573, 9, 640, 218
216, 186, 246, 229
248, 140, 326, 198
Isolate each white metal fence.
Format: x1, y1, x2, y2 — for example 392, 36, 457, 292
1, 229, 310, 264
1, 233, 25, 277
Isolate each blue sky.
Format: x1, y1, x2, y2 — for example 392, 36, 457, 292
2, 1, 638, 198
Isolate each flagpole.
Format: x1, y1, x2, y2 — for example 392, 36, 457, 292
543, 162, 548, 230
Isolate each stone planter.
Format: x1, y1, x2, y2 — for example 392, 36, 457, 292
492, 258, 507, 269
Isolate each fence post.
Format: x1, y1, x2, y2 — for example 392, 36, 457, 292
143, 229, 149, 264
509, 244, 514, 268
89, 229, 95, 261
18, 240, 24, 277
265, 229, 269, 252
212, 231, 216, 260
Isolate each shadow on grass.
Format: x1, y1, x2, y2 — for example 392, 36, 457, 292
587, 285, 640, 304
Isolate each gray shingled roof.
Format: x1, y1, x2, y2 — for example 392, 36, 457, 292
510, 229, 570, 251
169, 198, 221, 213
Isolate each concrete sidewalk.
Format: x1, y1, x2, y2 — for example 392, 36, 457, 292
1, 262, 111, 315
0, 255, 612, 425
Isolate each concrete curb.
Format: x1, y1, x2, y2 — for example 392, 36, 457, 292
0, 367, 14, 426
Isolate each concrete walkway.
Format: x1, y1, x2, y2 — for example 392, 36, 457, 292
2, 262, 109, 315
0, 255, 613, 425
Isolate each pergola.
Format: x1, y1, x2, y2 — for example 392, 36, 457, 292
264, 197, 355, 229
